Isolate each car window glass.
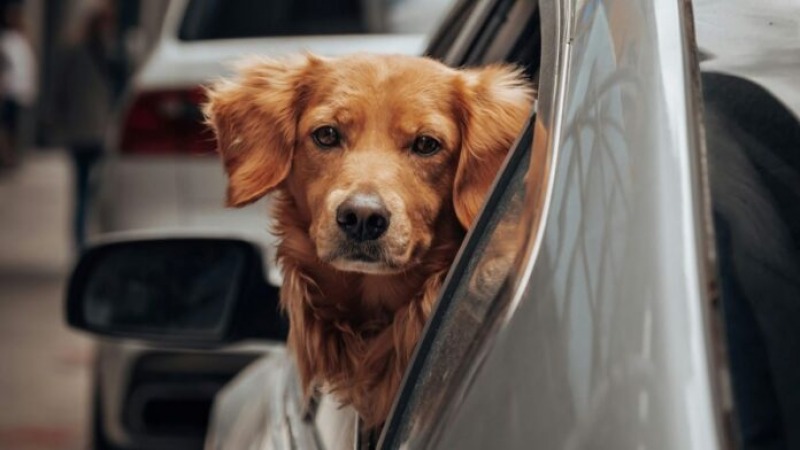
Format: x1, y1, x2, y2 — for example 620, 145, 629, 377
480, 0, 537, 65
424, 0, 479, 59
179, 0, 453, 41
450, 0, 541, 76
380, 120, 534, 448
379, 1, 541, 447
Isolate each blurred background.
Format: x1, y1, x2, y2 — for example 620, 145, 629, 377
0, 2, 167, 448
0, 0, 451, 448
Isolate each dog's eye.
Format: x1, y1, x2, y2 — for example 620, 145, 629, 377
412, 136, 441, 156
312, 126, 341, 148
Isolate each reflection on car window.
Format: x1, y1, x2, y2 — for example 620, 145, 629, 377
179, 0, 453, 40
424, 0, 478, 59
438, 0, 540, 76
479, 0, 539, 71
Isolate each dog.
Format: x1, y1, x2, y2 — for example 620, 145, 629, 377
203, 53, 534, 428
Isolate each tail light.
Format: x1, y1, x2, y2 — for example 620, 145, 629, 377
119, 87, 216, 156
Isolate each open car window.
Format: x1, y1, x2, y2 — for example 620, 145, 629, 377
380, 116, 536, 448
423, 0, 479, 59
379, 0, 542, 447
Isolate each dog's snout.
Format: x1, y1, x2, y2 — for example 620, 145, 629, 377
336, 193, 391, 242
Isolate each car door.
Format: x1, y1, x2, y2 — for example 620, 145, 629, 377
379, 0, 725, 449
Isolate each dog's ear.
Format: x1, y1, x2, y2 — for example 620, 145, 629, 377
453, 65, 534, 228
203, 55, 320, 207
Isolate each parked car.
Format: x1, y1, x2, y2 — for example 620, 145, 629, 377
83, 1, 453, 449
67, 0, 800, 449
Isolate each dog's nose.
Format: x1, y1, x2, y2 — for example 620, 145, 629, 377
336, 193, 390, 242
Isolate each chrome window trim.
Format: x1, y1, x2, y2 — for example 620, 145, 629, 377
504, 0, 571, 320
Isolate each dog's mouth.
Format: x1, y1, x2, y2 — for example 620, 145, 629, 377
324, 242, 406, 274
349, 251, 379, 263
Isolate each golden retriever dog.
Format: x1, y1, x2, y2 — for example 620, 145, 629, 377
203, 53, 533, 428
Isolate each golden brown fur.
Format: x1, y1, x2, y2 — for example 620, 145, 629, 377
203, 53, 533, 428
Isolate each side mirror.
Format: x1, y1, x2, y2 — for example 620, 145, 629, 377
65, 237, 287, 346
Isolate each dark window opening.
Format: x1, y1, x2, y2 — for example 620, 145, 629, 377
178, 0, 451, 41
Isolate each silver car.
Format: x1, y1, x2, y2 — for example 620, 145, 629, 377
69, 0, 800, 448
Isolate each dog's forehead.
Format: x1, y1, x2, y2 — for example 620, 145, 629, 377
316, 55, 456, 101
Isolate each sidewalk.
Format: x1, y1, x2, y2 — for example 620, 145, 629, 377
0, 151, 72, 274
0, 151, 91, 450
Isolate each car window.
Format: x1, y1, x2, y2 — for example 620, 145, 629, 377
380, 118, 535, 449
424, 0, 479, 59
379, 2, 542, 447
463, 0, 537, 67
431, 0, 540, 75
178, 0, 453, 41
480, 1, 540, 76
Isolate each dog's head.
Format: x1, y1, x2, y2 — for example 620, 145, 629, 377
204, 54, 533, 275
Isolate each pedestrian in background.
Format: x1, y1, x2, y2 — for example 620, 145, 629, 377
54, 2, 117, 251
0, 0, 36, 169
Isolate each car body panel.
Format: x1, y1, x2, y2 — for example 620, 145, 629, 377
382, 0, 722, 447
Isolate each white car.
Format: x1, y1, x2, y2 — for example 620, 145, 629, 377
86, 1, 453, 449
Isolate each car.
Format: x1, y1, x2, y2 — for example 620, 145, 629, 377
83, 1, 454, 449
68, 0, 800, 449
